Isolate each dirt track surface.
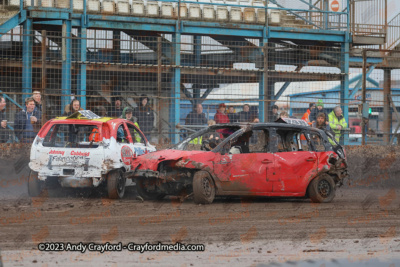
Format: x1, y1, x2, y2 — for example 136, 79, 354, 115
1, 146, 400, 266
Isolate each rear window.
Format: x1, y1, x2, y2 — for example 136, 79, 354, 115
43, 124, 101, 148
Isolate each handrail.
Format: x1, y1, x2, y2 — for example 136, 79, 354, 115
385, 12, 400, 50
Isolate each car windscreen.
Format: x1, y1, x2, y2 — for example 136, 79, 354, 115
42, 124, 101, 148
174, 126, 241, 151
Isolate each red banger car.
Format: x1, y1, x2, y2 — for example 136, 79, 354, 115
127, 119, 348, 204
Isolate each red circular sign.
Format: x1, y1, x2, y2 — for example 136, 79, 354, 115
331, 0, 339, 12
121, 146, 134, 165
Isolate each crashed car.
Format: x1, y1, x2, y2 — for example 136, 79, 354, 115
28, 111, 156, 199
127, 118, 348, 204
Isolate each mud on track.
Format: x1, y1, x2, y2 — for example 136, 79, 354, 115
1, 146, 400, 266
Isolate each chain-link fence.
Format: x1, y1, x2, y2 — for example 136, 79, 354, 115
0, 28, 399, 155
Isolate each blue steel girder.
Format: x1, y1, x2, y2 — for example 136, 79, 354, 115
77, 27, 87, 109
349, 65, 376, 99
22, 18, 33, 103
0, 90, 24, 110
61, 20, 72, 112
0, 12, 24, 38
340, 42, 349, 145
171, 33, 181, 144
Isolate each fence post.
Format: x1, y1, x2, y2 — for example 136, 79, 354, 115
22, 18, 33, 104
61, 20, 72, 113
41, 30, 47, 123
383, 69, 391, 145
361, 49, 366, 145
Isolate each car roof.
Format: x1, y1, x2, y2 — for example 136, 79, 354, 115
208, 122, 311, 131
50, 117, 125, 125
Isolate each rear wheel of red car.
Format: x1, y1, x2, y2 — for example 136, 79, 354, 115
308, 174, 336, 203
107, 170, 126, 199
136, 179, 166, 200
193, 171, 215, 204
28, 171, 43, 197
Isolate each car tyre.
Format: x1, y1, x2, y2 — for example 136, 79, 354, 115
308, 174, 336, 203
136, 179, 166, 200
193, 171, 215, 204
28, 171, 43, 197
107, 170, 126, 199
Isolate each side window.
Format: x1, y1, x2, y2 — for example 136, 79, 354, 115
117, 124, 129, 144
249, 129, 270, 153
298, 132, 311, 151
310, 133, 326, 152
126, 123, 145, 144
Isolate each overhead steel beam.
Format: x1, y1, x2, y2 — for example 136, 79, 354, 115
349, 64, 376, 99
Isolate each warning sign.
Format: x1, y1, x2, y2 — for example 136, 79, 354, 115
330, 0, 340, 12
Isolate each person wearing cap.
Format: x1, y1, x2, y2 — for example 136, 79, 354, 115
32, 90, 42, 112
121, 107, 142, 143
271, 104, 280, 122
108, 96, 124, 118
214, 103, 230, 124
0, 96, 8, 143
133, 95, 155, 141
309, 99, 329, 126
302, 103, 315, 126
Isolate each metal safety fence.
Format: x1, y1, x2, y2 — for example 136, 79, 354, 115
0, 29, 399, 155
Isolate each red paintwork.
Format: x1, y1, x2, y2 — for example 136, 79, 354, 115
132, 147, 343, 197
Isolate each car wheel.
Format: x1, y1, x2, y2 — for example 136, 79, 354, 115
308, 174, 336, 203
28, 171, 43, 197
136, 179, 166, 200
107, 170, 126, 199
193, 171, 215, 204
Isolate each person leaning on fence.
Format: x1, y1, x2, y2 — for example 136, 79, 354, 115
310, 99, 328, 125
133, 95, 155, 141
32, 90, 42, 112
312, 112, 331, 131
63, 99, 82, 116
328, 106, 347, 143
0, 96, 8, 143
185, 103, 208, 126
302, 103, 315, 126
14, 97, 42, 143
214, 103, 230, 124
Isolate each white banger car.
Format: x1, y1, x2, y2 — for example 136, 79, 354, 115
28, 111, 156, 199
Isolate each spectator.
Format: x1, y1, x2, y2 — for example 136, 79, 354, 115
185, 103, 207, 125
312, 113, 331, 131
32, 90, 42, 112
214, 103, 230, 124
133, 95, 155, 141
121, 107, 137, 123
328, 106, 347, 143
96, 106, 107, 117
302, 103, 315, 125
310, 99, 328, 125
252, 117, 260, 123
279, 111, 289, 119
227, 106, 239, 123
271, 104, 279, 121
15, 97, 42, 143
238, 104, 252, 122
63, 99, 82, 116
0, 96, 8, 143
108, 97, 123, 118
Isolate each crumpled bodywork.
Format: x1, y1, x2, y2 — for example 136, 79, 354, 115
131, 123, 349, 198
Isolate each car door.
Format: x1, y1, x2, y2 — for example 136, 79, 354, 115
213, 129, 274, 193
272, 128, 318, 193
125, 122, 149, 157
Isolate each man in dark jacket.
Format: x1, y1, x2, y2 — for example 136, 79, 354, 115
15, 97, 42, 143
32, 90, 42, 112
238, 104, 252, 122
185, 104, 207, 125
227, 106, 239, 123
108, 97, 124, 118
0, 96, 8, 143
133, 95, 155, 141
